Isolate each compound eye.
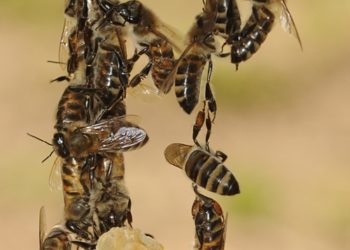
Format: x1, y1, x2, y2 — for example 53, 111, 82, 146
53, 133, 69, 158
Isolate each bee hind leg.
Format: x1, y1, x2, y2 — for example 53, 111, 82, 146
129, 60, 153, 87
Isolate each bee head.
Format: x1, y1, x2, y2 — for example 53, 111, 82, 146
117, 0, 142, 24
53, 133, 69, 158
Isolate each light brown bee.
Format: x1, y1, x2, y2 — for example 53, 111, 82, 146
192, 185, 227, 250
164, 143, 240, 196
99, 0, 181, 94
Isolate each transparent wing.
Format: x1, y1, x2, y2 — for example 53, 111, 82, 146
161, 42, 196, 94
279, 0, 303, 49
164, 143, 192, 169
127, 82, 163, 102
58, 18, 75, 69
153, 20, 185, 53
80, 116, 149, 152
39, 206, 47, 250
221, 213, 228, 250
100, 126, 149, 152
49, 157, 63, 192
80, 115, 141, 134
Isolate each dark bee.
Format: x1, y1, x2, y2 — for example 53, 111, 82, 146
85, 39, 129, 115
162, 0, 218, 115
252, 0, 302, 47
226, 5, 275, 67
192, 185, 227, 250
222, 0, 302, 67
164, 143, 240, 196
99, 0, 181, 94
212, 0, 241, 39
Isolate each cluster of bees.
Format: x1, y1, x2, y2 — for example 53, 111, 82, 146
34, 0, 301, 249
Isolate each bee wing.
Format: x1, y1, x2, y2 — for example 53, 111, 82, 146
220, 213, 228, 250
58, 18, 74, 68
80, 116, 148, 152
153, 20, 185, 54
279, 0, 303, 49
128, 82, 163, 102
100, 126, 148, 152
49, 157, 63, 192
80, 115, 141, 134
164, 143, 192, 169
161, 42, 196, 94
39, 206, 47, 250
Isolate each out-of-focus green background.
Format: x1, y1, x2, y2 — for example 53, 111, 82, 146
1, 1, 349, 249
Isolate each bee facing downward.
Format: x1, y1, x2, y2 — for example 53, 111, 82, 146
192, 185, 227, 250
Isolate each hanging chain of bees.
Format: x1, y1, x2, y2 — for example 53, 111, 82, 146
34, 0, 301, 249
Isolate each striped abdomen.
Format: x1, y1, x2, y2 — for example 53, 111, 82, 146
149, 39, 176, 91
55, 86, 92, 131
89, 43, 128, 118
193, 204, 225, 250
215, 0, 241, 39
231, 5, 274, 64
175, 49, 207, 114
185, 149, 239, 195
94, 154, 132, 233
61, 158, 90, 221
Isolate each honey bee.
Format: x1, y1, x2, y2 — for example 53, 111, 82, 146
59, 157, 95, 240
53, 112, 149, 161
92, 154, 132, 234
85, 39, 129, 114
223, 0, 302, 67
99, 0, 181, 94
212, 0, 242, 39
164, 143, 240, 196
192, 185, 227, 250
162, 0, 218, 116
252, 0, 302, 48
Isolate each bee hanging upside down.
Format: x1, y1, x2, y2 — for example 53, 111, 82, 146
192, 184, 228, 250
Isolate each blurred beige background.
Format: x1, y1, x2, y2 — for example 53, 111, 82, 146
1, 0, 350, 249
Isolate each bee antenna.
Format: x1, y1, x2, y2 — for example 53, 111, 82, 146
27, 133, 53, 146
47, 60, 66, 65
41, 150, 55, 163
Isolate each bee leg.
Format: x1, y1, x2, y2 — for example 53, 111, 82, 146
129, 60, 153, 87
126, 198, 133, 227
71, 240, 96, 250
215, 150, 227, 162
66, 220, 90, 240
193, 104, 206, 146
205, 112, 212, 148
127, 46, 149, 72
205, 58, 217, 122
50, 75, 70, 83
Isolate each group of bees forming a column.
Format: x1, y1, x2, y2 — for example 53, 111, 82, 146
35, 0, 301, 249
